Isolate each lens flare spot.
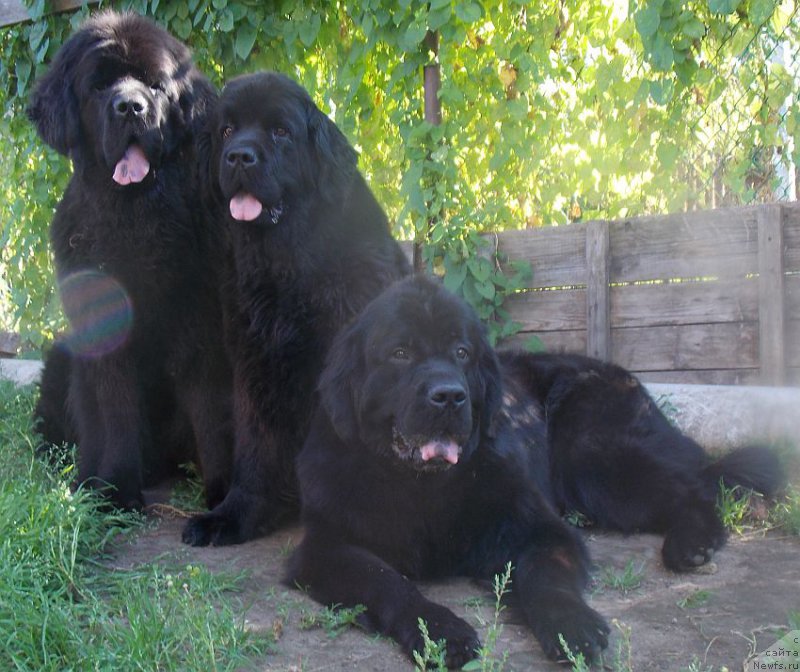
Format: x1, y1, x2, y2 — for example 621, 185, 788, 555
59, 270, 133, 358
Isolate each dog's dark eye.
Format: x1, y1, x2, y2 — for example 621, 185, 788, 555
221, 125, 234, 140
455, 346, 470, 361
150, 81, 164, 93
391, 347, 410, 361
273, 127, 290, 139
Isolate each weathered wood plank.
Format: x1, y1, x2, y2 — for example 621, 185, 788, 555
610, 278, 759, 328
757, 205, 786, 385
786, 319, 800, 367
505, 288, 587, 332
609, 207, 760, 282
586, 219, 610, 360
636, 369, 761, 385
501, 329, 586, 354
611, 322, 759, 372
496, 225, 587, 289
0, 0, 94, 28
784, 204, 800, 272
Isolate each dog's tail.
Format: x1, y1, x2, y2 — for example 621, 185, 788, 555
703, 445, 785, 498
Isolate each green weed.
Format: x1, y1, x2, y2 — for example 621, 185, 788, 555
299, 603, 367, 638
772, 486, 800, 535
413, 618, 448, 671
595, 559, 645, 595
464, 562, 513, 672
677, 589, 713, 610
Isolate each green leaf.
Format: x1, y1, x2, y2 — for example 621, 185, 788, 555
649, 31, 674, 71
400, 20, 428, 51
634, 4, 660, 38
681, 16, 706, 39
298, 13, 321, 47
443, 257, 468, 293
473, 279, 496, 300
218, 8, 234, 32
708, 0, 740, 14
455, 2, 483, 23
234, 23, 258, 60
172, 16, 192, 40
748, 0, 777, 26
649, 79, 674, 104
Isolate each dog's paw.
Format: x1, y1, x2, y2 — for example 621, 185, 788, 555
535, 599, 609, 663
661, 532, 725, 572
397, 601, 480, 669
181, 510, 245, 546
662, 521, 727, 572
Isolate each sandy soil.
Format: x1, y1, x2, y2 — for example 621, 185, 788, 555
111, 498, 800, 672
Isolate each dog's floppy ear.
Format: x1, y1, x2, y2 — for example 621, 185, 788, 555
306, 104, 358, 203
317, 318, 366, 444
178, 67, 218, 140
26, 34, 86, 155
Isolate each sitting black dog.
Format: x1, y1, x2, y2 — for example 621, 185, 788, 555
181, 72, 410, 546
28, 12, 231, 509
288, 275, 782, 666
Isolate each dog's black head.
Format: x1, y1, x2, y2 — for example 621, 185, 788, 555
319, 276, 503, 473
201, 71, 358, 227
27, 11, 214, 187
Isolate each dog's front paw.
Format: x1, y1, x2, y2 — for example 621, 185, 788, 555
396, 601, 480, 669
181, 510, 244, 546
534, 598, 609, 663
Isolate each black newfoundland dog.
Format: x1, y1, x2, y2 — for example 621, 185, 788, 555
288, 275, 782, 665
28, 12, 232, 509
182, 72, 410, 546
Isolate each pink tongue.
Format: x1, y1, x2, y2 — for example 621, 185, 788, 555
112, 145, 150, 185
229, 193, 263, 221
420, 440, 460, 465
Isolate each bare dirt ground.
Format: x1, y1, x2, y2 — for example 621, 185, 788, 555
111, 492, 800, 672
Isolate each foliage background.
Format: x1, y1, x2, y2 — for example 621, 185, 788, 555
0, 0, 798, 346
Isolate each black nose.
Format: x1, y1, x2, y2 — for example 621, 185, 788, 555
112, 93, 148, 119
428, 383, 467, 410
225, 147, 257, 167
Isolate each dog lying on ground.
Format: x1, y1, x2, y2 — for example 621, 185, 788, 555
288, 275, 783, 665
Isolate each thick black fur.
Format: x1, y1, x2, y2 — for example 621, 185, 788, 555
182, 72, 410, 546
28, 12, 232, 509
288, 276, 783, 666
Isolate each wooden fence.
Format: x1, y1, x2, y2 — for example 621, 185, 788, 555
479, 203, 799, 386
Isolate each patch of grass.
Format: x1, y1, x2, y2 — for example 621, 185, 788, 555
0, 382, 270, 670
594, 559, 645, 595
677, 589, 713, 610
716, 482, 773, 534
772, 486, 800, 535
655, 393, 680, 425
564, 510, 593, 528
298, 603, 367, 638
168, 461, 207, 512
